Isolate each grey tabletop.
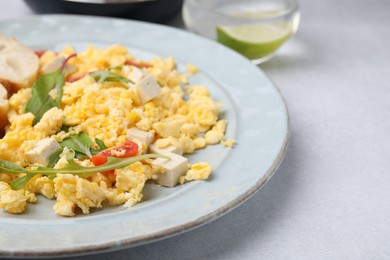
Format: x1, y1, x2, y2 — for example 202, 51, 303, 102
1, 0, 390, 259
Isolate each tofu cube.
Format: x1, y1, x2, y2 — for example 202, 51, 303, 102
127, 68, 161, 105
149, 143, 183, 156
41, 57, 75, 76
41, 57, 64, 74
152, 153, 188, 187
126, 127, 154, 146
135, 75, 161, 105
128, 67, 144, 83
25, 138, 61, 166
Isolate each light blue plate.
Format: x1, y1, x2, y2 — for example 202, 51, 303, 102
0, 15, 289, 257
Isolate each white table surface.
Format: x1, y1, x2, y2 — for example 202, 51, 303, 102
1, 0, 390, 259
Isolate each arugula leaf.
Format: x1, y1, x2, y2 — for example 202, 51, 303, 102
69, 133, 93, 158
90, 71, 134, 84
109, 65, 123, 71
0, 160, 29, 174
10, 173, 35, 190
60, 133, 108, 158
26, 69, 65, 125
60, 125, 71, 133
2, 160, 32, 190
60, 132, 92, 158
3, 151, 167, 190
36, 151, 166, 178
90, 138, 107, 155
47, 148, 64, 168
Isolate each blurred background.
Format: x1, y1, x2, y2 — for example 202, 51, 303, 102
10, 0, 184, 24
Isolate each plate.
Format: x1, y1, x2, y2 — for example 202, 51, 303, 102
0, 15, 289, 257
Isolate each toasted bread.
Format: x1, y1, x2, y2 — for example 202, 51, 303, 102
0, 83, 9, 129
0, 34, 39, 94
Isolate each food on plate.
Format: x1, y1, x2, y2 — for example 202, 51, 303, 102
0, 83, 9, 129
0, 34, 39, 94
0, 35, 234, 216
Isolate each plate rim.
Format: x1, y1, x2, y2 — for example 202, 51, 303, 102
0, 14, 290, 257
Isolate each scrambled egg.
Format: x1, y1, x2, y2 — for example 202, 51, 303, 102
0, 44, 235, 216
0, 182, 36, 214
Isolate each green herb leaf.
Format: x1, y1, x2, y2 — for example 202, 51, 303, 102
61, 125, 71, 132
90, 70, 134, 84
0, 160, 29, 174
60, 134, 108, 158
10, 174, 35, 190
26, 69, 65, 125
90, 138, 107, 155
47, 148, 64, 168
36, 152, 167, 179
109, 65, 123, 71
60, 132, 93, 158
2, 152, 168, 190
69, 134, 93, 158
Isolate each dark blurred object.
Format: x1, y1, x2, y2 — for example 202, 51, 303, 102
23, 0, 183, 23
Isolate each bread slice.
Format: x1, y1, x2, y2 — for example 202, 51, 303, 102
0, 34, 39, 94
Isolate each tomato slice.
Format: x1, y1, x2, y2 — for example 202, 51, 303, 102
91, 141, 139, 174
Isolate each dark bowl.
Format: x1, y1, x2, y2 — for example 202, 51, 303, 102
24, 0, 183, 23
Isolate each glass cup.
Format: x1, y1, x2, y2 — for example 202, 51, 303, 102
182, 0, 300, 64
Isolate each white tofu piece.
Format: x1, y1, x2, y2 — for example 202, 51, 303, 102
126, 127, 154, 146
127, 68, 161, 105
25, 138, 61, 166
41, 56, 76, 76
135, 75, 161, 105
149, 143, 183, 156
128, 67, 144, 83
41, 57, 64, 74
152, 153, 188, 187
